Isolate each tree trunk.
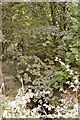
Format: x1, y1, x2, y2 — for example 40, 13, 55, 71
0, 3, 5, 95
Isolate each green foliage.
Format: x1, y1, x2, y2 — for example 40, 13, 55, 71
17, 55, 59, 95
67, 105, 74, 110
2, 2, 79, 65
2, 2, 79, 99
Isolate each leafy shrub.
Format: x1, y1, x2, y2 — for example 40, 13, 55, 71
16, 56, 60, 94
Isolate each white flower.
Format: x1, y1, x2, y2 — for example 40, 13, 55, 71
46, 41, 51, 44
21, 115, 26, 118
66, 68, 70, 71
26, 109, 31, 116
29, 92, 34, 98
69, 70, 73, 75
3, 110, 8, 117
59, 87, 64, 91
38, 99, 42, 104
66, 65, 70, 68
60, 107, 64, 111
59, 58, 61, 61
10, 101, 16, 107
69, 84, 75, 88
28, 89, 32, 93
46, 91, 50, 94
59, 61, 66, 66
63, 90, 68, 93
48, 106, 51, 111
57, 106, 60, 109
42, 43, 47, 46
74, 104, 78, 108
66, 81, 70, 84
27, 98, 30, 102
73, 87, 77, 91
25, 93, 30, 100
32, 108, 38, 112
74, 79, 79, 84
55, 57, 58, 61
57, 111, 62, 117
22, 96, 26, 100
47, 114, 54, 118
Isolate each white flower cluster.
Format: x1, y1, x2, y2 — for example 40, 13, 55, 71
2, 88, 41, 118
55, 57, 79, 85
1, 88, 52, 118
1, 86, 78, 118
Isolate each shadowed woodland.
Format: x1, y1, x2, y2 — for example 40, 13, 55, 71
0, 2, 80, 118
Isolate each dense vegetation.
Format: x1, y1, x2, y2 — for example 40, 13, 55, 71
1, 2, 80, 118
